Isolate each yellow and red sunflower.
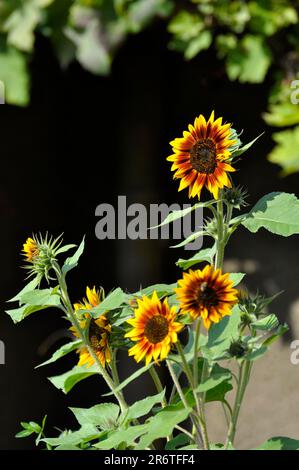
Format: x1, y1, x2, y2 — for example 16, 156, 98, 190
125, 291, 183, 365
167, 111, 236, 199
176, 265, 238, 329
71, 286, 111, 368
22, 237, 39, 262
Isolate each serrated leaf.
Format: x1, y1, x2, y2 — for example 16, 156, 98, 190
125, 390, 165, 422
35, 340, 82, 369
62, 237, 85, 274
42, 424, 102, 448
48, 364, 98, 394
242, 192, 299, 236
70, 403, 120, 430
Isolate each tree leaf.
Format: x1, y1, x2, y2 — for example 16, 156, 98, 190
267, 127, 299, 176
0, 47, 30, 106
242, 192, 299, 236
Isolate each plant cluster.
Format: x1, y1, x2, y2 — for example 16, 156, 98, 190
7, 111, 299, 450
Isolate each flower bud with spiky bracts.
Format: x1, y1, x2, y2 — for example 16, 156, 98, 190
228, 339, 248, 358
223, 185, 248, 209
237, 288, 281, 329
204, 217, 218, 238
22, 233, 64, 283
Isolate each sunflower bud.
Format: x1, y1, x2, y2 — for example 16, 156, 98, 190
22, 234, 63, 282
229, 339, 248, 358
223, 186, 248, 209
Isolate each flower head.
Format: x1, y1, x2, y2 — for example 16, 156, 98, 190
71, 286, 111, 368
176, 265, 238, 329
23, 237, 39, 262
125, 292, 183, 365
167, 111, 236, 199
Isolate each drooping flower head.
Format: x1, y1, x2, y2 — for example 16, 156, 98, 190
176, 265, 238, 329
125, 292, 183, 365
167, 111, 236, 199
71, 286, 111, 368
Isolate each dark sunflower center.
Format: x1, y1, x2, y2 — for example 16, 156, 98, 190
144, 315, 169, 344
89, 320, 104, 353
190, 138, 217, 174
197, 281, 218, 308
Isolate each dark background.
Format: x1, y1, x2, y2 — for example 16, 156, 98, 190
1, 22, 299, 449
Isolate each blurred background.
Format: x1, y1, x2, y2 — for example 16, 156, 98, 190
1, 0, 299, 450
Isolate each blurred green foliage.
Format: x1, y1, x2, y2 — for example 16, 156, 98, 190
1, 0, 299, 173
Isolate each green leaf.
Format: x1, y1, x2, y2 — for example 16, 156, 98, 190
94, 424, 147, 450
42, 424, 102, 448
15, 429, 34, 438
20, 288, 60, 307
256, 436, 299, 450
204, 305, 241, 360
185, 31, 212, 60
262, 323, 288, 346
62, 237, 85, 274
55, 244, 77, 255
226, 35, 271, 83
135, 405, 191, 450
251, 314, 279, 331
176, 246, 216, 270
5, 303, 55, 323
125, 390, 165, 422
246, 346, 268, 361
171, 230, 206, 249
264, 103, 299, 128
150, 202, 207, 229
135, 283, 177, 298
8, 277, 39, 302
242, 192, 299, 236
90, 288, 127, 317
35, 340, 82, 368
231, 133, 263, 158
48, 364, 98, 394
196, 368, 231, 393
165, 433, 189, 450
268, 127, 299, 176
0, 47, 30, 106
70, 403, 120, 430
229, 272, 245, 286
103, 363, 152, 396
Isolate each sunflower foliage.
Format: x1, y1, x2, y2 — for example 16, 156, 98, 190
7, 111, 299, 451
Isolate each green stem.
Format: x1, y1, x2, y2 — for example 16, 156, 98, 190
166, 360, 203, 449
215, 198, 225, 269
52, 262, 128, 414
149, 366, 167, 407
193, 319, 201, 389
225, 360, 251, 447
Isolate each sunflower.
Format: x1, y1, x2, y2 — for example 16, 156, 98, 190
125, 291, 183, 365
176, 265, 238, 329
167, 111, 236, 199
22, 237, 39, 262
71, 286, 111, 368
